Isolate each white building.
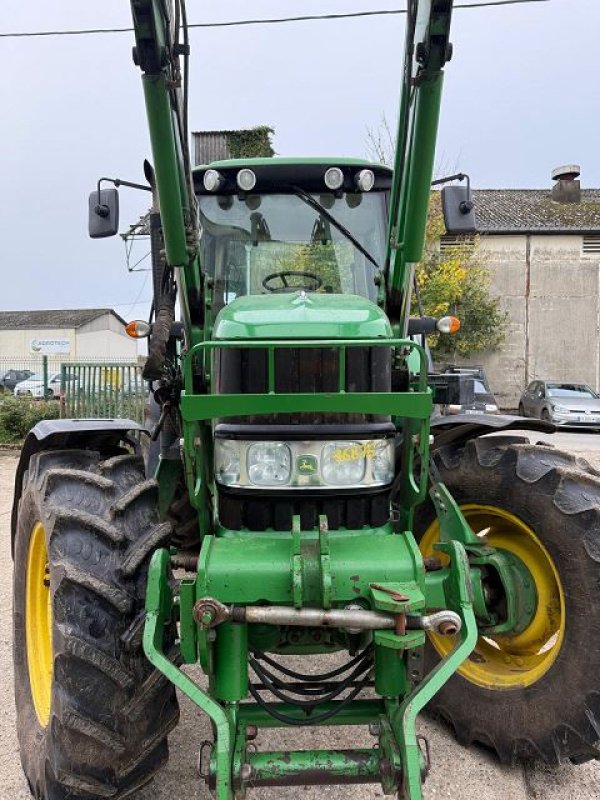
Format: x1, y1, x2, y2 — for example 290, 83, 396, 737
0, 308, 138, 362
445, 168, 600, 408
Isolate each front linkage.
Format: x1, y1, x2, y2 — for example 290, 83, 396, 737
144, 508, 478, 800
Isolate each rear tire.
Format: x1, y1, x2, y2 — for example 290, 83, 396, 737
518, 402, 525, 416
415, 436, 600, 765
13, 449, 179, 799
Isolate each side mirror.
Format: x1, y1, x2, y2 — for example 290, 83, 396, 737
88, 187, 119, 238
441, 185, 477, 234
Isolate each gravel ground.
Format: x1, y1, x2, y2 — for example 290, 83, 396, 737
1, 440, 599, 800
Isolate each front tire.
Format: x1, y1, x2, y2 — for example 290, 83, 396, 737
415, 436, 600, 765
13, 449, 179, 799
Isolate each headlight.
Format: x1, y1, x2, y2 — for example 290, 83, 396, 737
322, 442, 366, 485
371, 441, 395, 483
553, 404, 570, 414
214, 438, 395, 489
247, 442, 291, 486
214, 439, 241, 485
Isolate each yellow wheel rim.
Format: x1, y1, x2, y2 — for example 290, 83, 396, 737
421, 505, 565, 690
25, 522, 53, 726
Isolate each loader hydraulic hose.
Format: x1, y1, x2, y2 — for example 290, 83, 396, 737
143, 293, 176, 381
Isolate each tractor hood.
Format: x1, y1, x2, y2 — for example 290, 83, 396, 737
213, 293, 392, 340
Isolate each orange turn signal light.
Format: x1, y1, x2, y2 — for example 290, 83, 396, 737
125, 320, 151, 339
436, 316, 461, 335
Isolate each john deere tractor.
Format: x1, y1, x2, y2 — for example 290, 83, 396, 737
12, 2, 600, 799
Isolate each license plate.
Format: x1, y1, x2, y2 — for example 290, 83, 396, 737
465, 409, 484, 415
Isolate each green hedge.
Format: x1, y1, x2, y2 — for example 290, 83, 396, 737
0, 397, 59, 443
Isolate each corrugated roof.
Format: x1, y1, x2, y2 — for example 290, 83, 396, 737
0, 309, 126, 330
193, 131, 231, 165
472, 189, 600, 233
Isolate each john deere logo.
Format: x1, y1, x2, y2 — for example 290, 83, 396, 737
297, 455, 318, 475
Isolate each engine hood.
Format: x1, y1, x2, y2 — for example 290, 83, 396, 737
213, 293, 392, 340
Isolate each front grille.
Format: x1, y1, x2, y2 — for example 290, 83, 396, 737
214, 345, 391, 424
218, 487, 391, 531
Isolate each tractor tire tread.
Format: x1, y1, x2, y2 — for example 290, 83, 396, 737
13, 448, 179, 800
111, 479, 159, 517
120, 522, 172, 577
418, 438, 600, 766
57, 631, 135, 690
56, 561, 134, 613
49, 508, 125, 544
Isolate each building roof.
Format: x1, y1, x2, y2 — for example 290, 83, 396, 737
0, 308, 126, 330
473, 189, 600, 234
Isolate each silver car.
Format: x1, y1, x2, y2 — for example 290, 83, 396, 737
518, 381, 600, 426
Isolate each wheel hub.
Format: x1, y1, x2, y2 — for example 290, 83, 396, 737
421, 504, 565, 690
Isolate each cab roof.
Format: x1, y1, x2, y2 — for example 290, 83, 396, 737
193, 157, 392, 195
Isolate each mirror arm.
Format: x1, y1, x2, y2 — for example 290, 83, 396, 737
432, 172, 473, 213
95, 176, 151, 217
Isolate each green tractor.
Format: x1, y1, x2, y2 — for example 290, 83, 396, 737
11, 2, 600, 799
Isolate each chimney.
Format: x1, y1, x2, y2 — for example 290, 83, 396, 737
551, 164, 581, 203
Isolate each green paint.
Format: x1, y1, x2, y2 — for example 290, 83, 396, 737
392, 540, 478, 800
196, 525, 424, 607
214, 622, 248, 702
375, 645, 407, 698
212, 294, 393, 340
179, 578, 197, 664
143, 548, 234, 800
245, 749, 381, 786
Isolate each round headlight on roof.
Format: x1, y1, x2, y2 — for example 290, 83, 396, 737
324, 167, 344, 191
203, 169, 223, 192
355, 169, 375, 192
236, 168, 257, 192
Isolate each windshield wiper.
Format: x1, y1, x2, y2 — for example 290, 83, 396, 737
290, 185, 380, 272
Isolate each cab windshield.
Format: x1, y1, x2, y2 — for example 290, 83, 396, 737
198, 192, 387, 312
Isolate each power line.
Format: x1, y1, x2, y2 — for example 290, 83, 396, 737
0, 1, 552, 39
120, 272, 151, 319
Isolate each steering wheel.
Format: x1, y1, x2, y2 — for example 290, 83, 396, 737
262, 270, 323, 293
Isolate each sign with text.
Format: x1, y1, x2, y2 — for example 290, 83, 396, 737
30, 338, 71, 355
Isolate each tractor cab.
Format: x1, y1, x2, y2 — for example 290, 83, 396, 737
194, 159, 392, 314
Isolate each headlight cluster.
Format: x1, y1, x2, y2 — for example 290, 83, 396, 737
214, 438, 395, 489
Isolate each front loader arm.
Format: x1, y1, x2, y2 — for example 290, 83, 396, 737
130, 0, 203, 340
387, 0, 454, 327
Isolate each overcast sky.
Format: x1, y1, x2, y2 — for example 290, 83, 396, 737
2, 0, 599, 319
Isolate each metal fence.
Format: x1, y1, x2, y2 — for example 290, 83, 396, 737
61, 363, 147, 425
0, 356, 140, 399
0, 356, 61, 397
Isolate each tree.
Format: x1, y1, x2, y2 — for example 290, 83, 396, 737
414, 195, 507, 360
366, 118, 507, 360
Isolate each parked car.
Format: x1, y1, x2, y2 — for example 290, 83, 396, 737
519, 380, 600, 426
440, 366, 500, 415
0, 369, 33, 394
14, 372, 62, 399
